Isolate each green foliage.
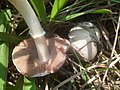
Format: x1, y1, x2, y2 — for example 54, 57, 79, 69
73, 49, 90, 82
6, 84, 15, 90
29, 0, 47, 23
6, 75, 36, 90
91, 9, 112, 14
30, 0, 69, 22
0, 9, 11, 90
59, 9, 111, 21
23, 77, 36, 90
14, 76, 23, 90
0, 0, 116, 90
0, 32, 23, 44
112, 0, 120, 3
30, 0, 111, 23
50, 0, 68, 22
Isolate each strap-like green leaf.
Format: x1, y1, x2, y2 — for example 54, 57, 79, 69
23, 76, 36, 90
29, 0, 47, 23
59, 9, 111, 21
112, 0, 120, 3
50, 0, 68, 22
0, 9, 11, 90
90, 9, 112, 14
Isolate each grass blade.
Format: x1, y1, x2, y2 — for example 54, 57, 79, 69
0, 9, 11, 90
73, 49, 96, 90
23, 76, 36, 90
29, 0, 47, 23
50, 0, 68, 21
90, 9, 112, 14
112, 0, 120, 3
73, 50, 90, 82
59, 8, 111, 21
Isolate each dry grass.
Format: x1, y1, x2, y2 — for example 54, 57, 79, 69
6, 1, 120, 90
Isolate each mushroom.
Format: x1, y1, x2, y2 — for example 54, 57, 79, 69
68, 22, 100, 62
9, 0, 69, 77
8, 0, 49, 62
12, 36, 69, 77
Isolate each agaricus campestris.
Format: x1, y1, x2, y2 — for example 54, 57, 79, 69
69, 22, 100, 62
12, 36, 69, 77
9, 0, 69, 77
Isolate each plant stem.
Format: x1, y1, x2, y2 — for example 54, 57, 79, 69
8, 0, 50, 62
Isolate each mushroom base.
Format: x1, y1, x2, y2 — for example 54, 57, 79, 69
12, 36, 69, 77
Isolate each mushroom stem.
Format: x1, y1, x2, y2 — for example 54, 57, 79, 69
9, 0, 50, 62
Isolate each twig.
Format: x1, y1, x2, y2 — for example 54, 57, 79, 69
102, 11, 120, 83
109, 56, 120, 68
80, 74, 99, 90
68, 57, 86, 70
110, 12, 120, 58
98, 22, 117, 56
52, 65, 98, 90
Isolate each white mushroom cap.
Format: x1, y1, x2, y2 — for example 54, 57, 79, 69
12, 36, 69, 77
69, 22, 100, 61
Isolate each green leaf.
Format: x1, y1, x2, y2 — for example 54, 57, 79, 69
60, 9, 111, 21
73, 49, 96, 90
0, 32, 23, 44
14, 75, 23, 90
112, 0, 120, 3
23, 77, 36, 90
60, 12, 86, 21
50, 0, 68, 21
73, 49, 90, 82
29, 0, 47, 23
90, 9, 112, 14
0, 9, 11, 90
